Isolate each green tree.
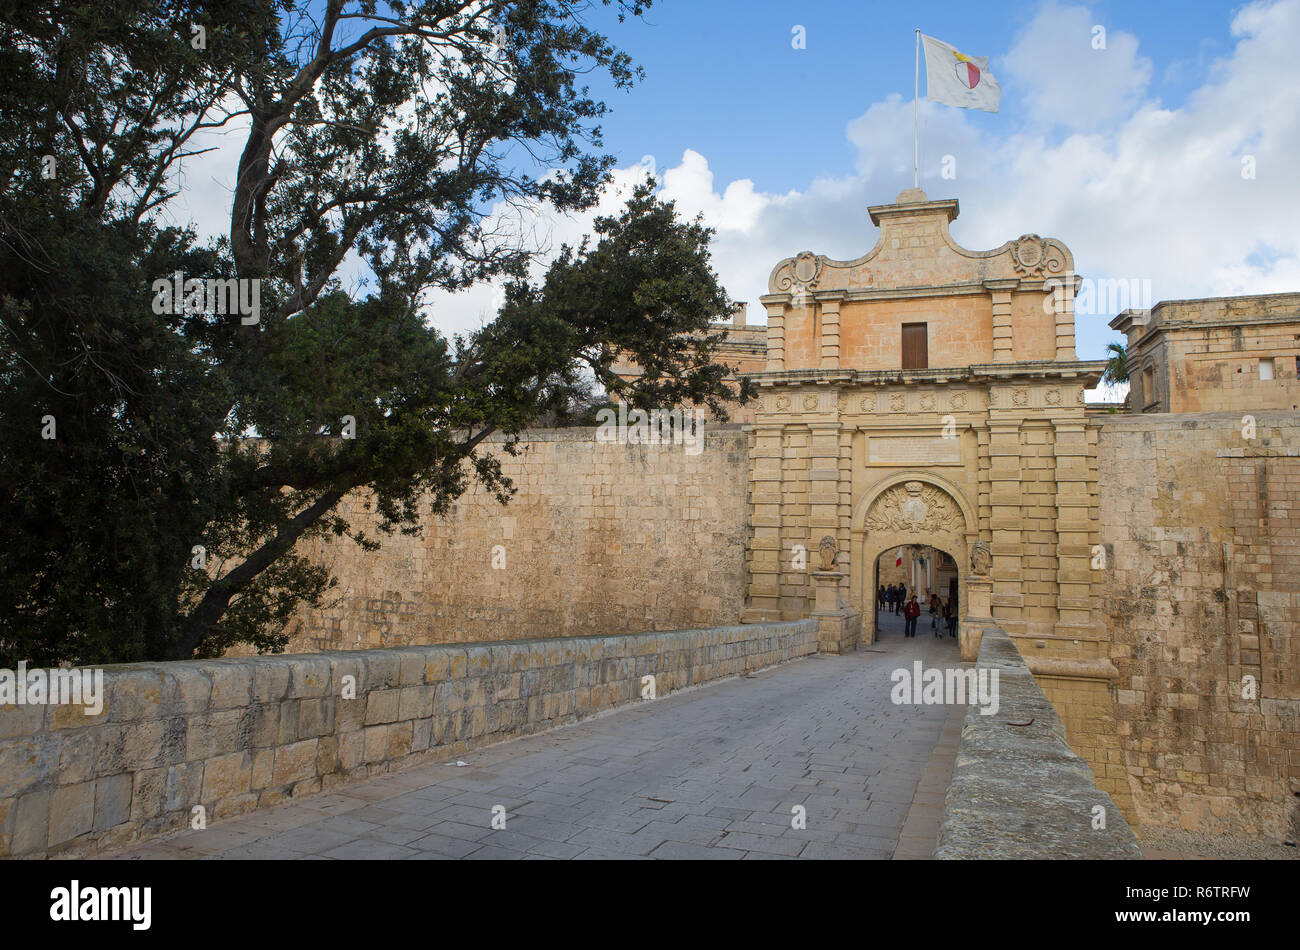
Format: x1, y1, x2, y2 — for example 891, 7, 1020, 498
0, 1, 748, 665
1102, 341, 1129, 385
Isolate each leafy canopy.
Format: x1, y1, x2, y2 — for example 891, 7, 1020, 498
0, 1, 749, 664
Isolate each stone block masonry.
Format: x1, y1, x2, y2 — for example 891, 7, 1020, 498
1096, 410, 1300, 842
273, 426, 752, 654
0, 619, 817, 858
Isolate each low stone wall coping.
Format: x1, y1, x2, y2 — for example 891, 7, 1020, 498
934, 627, 1143, 859
0, 619, 817, 858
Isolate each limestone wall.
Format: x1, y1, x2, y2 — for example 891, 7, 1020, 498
0, 619, 817, 858
1096, 411, 1300, 841
1155, 321, 1300, 413
277, 426, 752, 654
1121, 293, 1300, 413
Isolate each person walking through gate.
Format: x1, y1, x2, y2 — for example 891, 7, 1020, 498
945, 597, 958, 638
903, 594, 920, 638
877, 585, 886, 613
929, 593, 941, 636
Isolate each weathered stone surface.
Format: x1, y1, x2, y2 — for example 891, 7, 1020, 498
202, 751, 252, 801
0, 735, 58, 799
0, 619, 820, 858
206, 663, 253, 710
1113, 293, 1300, 413
935, 628, 1141, 859
1096, 411, 1300, 841
271, 740, 318, 787
48, 781, 96, 847
93, 774, 133, 831
10, 789, 50, 855
0, 703, 46, 740
249, 428, 753, 656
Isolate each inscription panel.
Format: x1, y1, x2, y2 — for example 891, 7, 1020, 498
867, 436, 961, 466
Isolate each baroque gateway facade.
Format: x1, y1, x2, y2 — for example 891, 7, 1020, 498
740, 188, 1104, 655
736, 188, 1140, 813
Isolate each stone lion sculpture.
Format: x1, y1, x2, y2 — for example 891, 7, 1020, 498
818, 535, 837, 571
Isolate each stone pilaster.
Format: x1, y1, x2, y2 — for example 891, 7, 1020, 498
819, 293, 844, 370
1052, 418, 1093, 631
1020, 420, 1058, 632
780, 425, 811, 617
988, 418, 1025, 634
808, 424, 841, 615
1053, 274, 1081, 361
741, 422, 783, 622
1085, 422, 1103, 628
986, 279, 1018, 363
975, 422, 992, 542
764, 301, 785, 371
837, 426, 854, 603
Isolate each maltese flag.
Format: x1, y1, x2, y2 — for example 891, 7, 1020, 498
896, 547, 904, 567
921, 34, 1001, 113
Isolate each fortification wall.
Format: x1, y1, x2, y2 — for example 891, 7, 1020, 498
276, 426, 752, 654
1096, 411, 1300, 841
229, 408, 1299, 845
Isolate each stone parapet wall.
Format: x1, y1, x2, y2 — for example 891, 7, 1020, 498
0, 619, 817, 858
935, 627, 1141, 859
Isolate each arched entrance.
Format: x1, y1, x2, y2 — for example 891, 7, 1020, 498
850, 473, 978, 643
870, 544, 960, 639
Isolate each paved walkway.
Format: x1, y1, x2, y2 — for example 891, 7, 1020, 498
105, 611, 967, 860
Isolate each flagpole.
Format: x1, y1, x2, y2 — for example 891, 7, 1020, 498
914, 29, 920, 189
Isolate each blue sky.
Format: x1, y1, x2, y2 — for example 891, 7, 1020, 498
493, 0, 1296, 365
171, 1, 1300, 365
584, 1, 1234, 193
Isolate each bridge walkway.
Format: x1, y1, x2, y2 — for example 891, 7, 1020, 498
106, 611, 965, 860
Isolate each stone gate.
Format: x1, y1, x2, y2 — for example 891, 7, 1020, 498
739, 188, 1108, 664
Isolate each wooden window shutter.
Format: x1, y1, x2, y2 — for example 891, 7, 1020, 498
901, 323, 928, 370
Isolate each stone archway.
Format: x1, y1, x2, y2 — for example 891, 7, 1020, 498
850, 473, 978, 644
869, 542, 962, 640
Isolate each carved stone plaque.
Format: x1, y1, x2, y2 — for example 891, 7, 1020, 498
865, 482, 965, 536
868, 436, 961, 466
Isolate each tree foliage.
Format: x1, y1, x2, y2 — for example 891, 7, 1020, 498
1102, 341, 1128, 385
0, 1, 749, 665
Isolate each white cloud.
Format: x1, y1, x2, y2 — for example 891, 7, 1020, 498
159, 0, 1300, 364
1002, 1, 1152, 130
596, 0, 1300, 362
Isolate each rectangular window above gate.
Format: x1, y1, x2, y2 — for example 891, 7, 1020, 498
902, 323, 929, 370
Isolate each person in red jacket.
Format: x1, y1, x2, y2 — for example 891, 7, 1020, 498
903, 594, 920, 638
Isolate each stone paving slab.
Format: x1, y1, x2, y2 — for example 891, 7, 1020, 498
102, 612, 966, 860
